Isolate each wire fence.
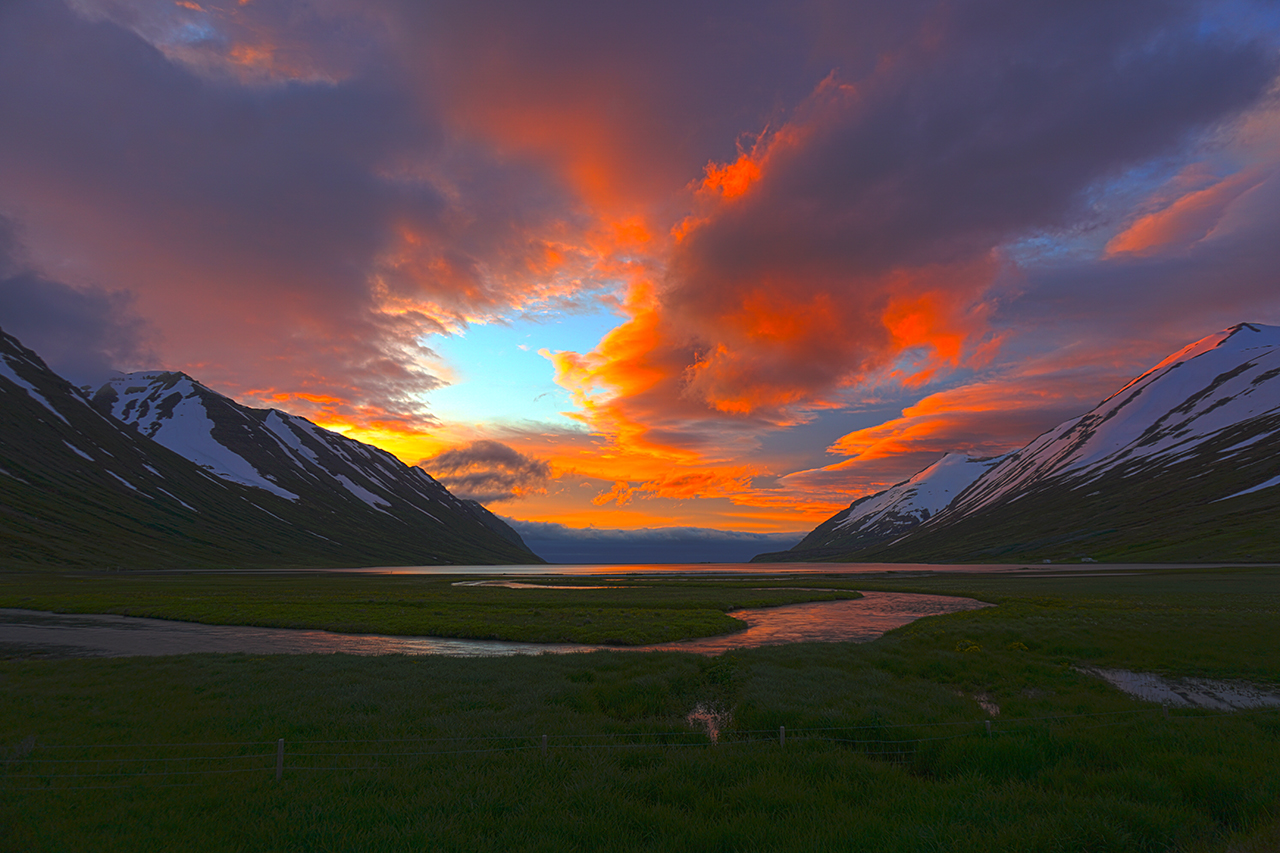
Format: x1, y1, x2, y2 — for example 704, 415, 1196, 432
4, 704, 1277, 792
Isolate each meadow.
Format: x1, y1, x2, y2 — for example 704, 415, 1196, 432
0, 571, 861, 645
2, 565, 1278, 852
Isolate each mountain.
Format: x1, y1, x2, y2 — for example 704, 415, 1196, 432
0, 329, 541, 568
771, 453, 1008, 559
761, 323, 1280, 563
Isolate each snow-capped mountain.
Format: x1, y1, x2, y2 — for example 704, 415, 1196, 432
786, 453, 1007, 556
1, 328, 540, 568
94, 370, 529, 551
763, 323, 1280, 563
941, 323, 1280, 516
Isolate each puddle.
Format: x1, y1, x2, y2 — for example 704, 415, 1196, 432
0, 592, 989, 659
1080, 667, 1280, 710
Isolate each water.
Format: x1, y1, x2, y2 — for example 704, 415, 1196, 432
1078, 667, 1280, 710
326, 561, 1258, 576
0, 592, 989, 658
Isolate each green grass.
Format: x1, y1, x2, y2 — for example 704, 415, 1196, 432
0, 571, 861, 645
2, 566, 1279, 851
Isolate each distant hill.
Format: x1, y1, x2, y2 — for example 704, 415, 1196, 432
758, 323, 1280, 563
0, 328, 542, 569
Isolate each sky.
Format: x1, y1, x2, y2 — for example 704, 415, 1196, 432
2, 0, 1280, 558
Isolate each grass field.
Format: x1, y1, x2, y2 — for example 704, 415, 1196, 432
2, 565, 1279, 852
0, 571, 861, 645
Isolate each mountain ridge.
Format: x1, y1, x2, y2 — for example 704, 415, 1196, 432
759, 323, 1280, 563
1, 329, 542, 569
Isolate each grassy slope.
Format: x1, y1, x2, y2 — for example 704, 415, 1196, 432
0, 571, 860, 645
2, 567, 1279, 852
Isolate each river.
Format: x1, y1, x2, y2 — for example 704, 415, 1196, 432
0, 591, 989, 658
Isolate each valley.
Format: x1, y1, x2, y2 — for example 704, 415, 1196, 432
3, 564, 1279, 852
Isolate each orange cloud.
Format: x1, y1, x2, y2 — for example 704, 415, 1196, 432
529, 57, 1017, 465
1106, 168, 1265, 257
592, 480, 638, 506
700, 151, 762, 200
794, 343, 1142, 487
607, 216, 652, 247
827, 373, 1100, 463
546, 238, 1002, 471
227, 43, 274, 69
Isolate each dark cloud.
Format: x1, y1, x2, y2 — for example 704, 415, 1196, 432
658, 0, 1279, 410
394, 0, 821, 209
0, 0, 588, 424
504, 519, 804, 564
421, 440, 552, 502
0, 216, 155, 386
1006, 169, 1280, 350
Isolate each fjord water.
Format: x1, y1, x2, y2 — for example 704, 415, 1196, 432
339, 561, 1254, 575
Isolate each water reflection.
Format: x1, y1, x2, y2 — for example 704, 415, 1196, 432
654, 592, 990, 653
450, 581, 619, 590
0, 592, 989, 659
339, 561, 1254, 576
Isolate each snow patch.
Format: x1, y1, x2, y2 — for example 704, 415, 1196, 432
104, 373, 300, 501
0, 355, 71, 424
106, 471, 138, 491
333, 474, 392, 509
0, 466, 29, 484
1216, 474, 1280, 502
62, 441, 93, 461
835, 453, 1007, 533
262, 411, 320, 465
157, 489, 197, 512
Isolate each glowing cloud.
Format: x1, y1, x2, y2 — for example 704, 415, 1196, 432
1106, 168, 1268, 257
2, 0, 1279, 539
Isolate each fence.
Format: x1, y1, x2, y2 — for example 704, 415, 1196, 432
3, 704, 1275, 792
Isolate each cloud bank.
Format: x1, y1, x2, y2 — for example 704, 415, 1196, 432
2, 0, 1279, 531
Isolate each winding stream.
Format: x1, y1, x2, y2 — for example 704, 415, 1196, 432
0, 591, 990, 658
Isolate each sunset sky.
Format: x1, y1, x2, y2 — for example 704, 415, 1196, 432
2, 0, 1280, 554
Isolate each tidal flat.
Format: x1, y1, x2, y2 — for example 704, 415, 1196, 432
2, 565, 1279, 852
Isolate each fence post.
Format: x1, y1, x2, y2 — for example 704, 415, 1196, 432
779, 726, 785, 747
541, 734, 547, 757
276, 738, 284, 781
1163, 704, 1169, 719
985, 720, 992, 737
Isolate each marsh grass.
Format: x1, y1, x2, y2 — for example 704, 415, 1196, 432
0, 571, 860, 645
2, 566, 1279, 851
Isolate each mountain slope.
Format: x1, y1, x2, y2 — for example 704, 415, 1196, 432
757, 453, 1007, 560
943, 323, 1280, 520
1, 329, 541, 568
762, 323, 1280, 563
